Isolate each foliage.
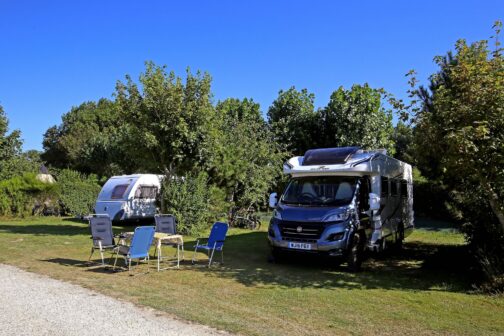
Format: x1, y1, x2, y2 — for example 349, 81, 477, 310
0, 173, 58, 217
208, 98, 287, 209
392, 121, 415, 163
42, 99, 126, 177
0, 104, 27, 179
413, 22, 504, 285
115, 62, 215, 174
268, 87, 318, 155
161, 172, 212, 235
55, 169, 101, 217
319, 84, 395, 153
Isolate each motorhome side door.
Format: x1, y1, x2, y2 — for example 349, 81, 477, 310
357, 176, 371, 229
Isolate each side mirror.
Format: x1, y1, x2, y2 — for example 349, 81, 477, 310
269, 192, 278, 208
369, 193, 380, 211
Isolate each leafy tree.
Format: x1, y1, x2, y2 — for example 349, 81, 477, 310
0, 105, 27, 179
392, 121, 415, 163
115, 62, 215, 174
268, 87, 317, 155
208, 98, 287, 208
319, 84, 395, 154
42, 99, 125, 176
413, 22, 504, 283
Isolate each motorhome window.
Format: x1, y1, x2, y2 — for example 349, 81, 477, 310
400, 180, 408, 198
281, 176, 357, 206
111, 184, 129, 199
381, 177, 389, 196
391, 179, 398, 196
135, 186, 158, 199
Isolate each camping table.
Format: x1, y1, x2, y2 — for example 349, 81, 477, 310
119, 232, 184, 271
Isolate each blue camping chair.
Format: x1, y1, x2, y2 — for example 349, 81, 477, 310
112, 226, 155, 271
192, 222, 229, 267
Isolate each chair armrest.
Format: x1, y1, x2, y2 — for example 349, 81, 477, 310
90, 236, 103, 240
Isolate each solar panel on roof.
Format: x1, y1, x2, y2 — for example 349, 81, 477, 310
302, 147, 361, 165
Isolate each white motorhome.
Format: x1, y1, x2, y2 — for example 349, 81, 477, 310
95, 174, 163, 222
268, 147, 414, 271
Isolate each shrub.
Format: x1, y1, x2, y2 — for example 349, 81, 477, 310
0, 173, 58, 217
55, 169, 101, 217
161, 172, 213, 236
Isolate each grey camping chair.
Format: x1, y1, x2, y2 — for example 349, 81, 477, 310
154, 214, 184, 265
88, 214, 117, 265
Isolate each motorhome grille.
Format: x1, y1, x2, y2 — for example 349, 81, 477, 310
279, 221, 325, 242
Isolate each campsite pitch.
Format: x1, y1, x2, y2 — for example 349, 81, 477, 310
0, 217, 502, 336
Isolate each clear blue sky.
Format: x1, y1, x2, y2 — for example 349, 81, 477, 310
0, 0, 502, 151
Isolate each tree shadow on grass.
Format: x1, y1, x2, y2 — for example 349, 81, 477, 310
190, 230, 479, 293
0, 224, 89, 236
0, 222, 131, 236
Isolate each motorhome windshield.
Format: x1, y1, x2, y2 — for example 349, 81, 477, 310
281, 176, 357, 206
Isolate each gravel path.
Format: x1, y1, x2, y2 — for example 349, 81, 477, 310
0, 264, 228, 336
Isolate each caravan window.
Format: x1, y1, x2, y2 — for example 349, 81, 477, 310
381, 177, 389, 197
391, 179, 398, 197
111, 184, 130, 199
135, 186, 158, 199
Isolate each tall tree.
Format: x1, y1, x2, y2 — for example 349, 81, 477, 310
208, 98, 287, 206
0, 104, 24, 179
320, 84, 395, 154
42, 98, 125, 176
415, 31, 504, 232
268, 87, 317, 155
115, 62, 215, 174
392, 121, 415, 163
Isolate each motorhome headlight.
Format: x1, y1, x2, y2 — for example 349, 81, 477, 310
273, 209, 282, 220
324, 212, 350, 222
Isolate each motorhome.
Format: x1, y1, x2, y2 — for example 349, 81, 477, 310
95, 174, 162, 222
268, 147, 414, 271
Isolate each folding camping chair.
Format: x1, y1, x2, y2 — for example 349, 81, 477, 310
192, 222, 228, 267
112, 226, 155, 271
88, 214, 116, 265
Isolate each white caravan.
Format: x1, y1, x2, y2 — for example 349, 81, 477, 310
268, 147, 414, 271
95, 174, 162, 222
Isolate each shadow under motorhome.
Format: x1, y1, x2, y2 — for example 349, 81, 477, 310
95, 174, 163, 222
267, 147, 414, 271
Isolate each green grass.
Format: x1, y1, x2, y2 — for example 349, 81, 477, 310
0, 216, 503, 335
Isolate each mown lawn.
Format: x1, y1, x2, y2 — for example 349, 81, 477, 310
0, 216, 502, 336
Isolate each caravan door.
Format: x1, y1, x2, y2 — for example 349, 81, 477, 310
130, 185, 159, 218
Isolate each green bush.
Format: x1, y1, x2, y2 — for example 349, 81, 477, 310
55, 169, 101, 217
0, 173, 58, 217
161, 172, 213, 236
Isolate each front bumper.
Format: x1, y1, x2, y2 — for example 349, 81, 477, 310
268, 219, 350, 256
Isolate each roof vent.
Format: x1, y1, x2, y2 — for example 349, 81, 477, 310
302, 147, 361, 166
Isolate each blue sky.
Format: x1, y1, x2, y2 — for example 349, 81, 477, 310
0, 0, 502, 151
